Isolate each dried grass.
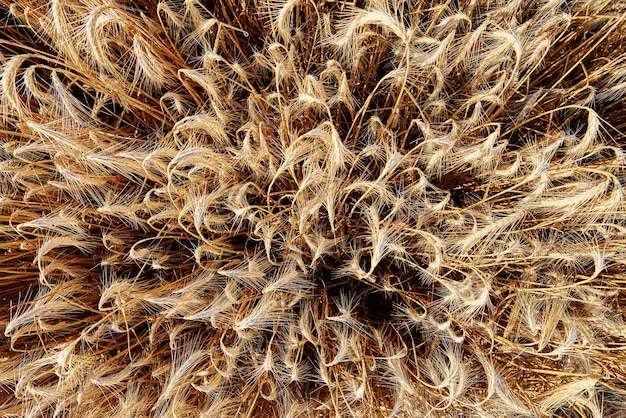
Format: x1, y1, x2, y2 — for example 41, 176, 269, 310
1, 0, 626, 416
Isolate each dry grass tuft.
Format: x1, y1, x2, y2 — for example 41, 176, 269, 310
1, 0, 626, 416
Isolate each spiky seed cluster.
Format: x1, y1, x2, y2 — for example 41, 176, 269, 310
1, 0, 626, 416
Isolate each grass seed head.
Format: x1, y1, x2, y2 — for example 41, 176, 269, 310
1, 0, 626, 417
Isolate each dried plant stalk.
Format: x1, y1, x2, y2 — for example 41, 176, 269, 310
1, 0, 626, 417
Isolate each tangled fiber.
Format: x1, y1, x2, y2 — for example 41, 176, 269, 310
1, 0, 626, 416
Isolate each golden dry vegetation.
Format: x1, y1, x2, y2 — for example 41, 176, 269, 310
1, 0, 626, 416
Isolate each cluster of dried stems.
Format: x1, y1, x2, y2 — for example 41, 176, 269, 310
1, 0, 626, 416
